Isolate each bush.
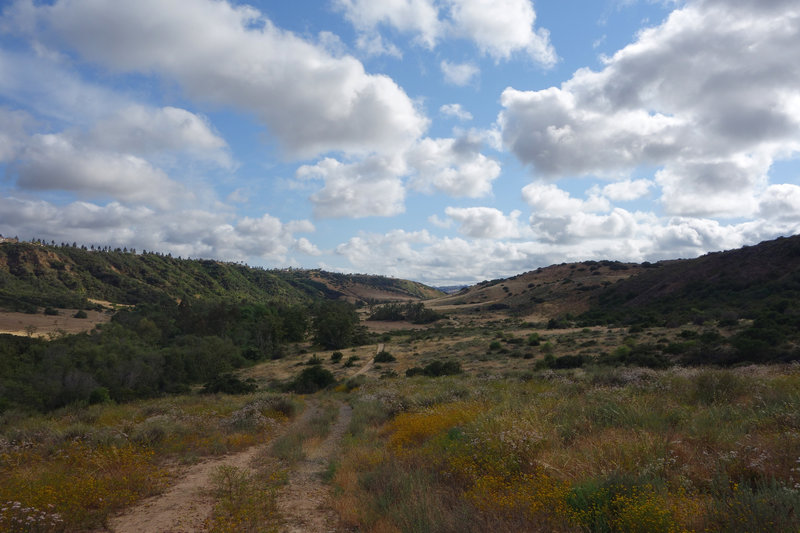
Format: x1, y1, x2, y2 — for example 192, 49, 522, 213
73, 310, 88, 319
291, 366, 335, 394
330, 351, 343, 363
44, 307, 59, 316
374, 351, 396, 363
305, 354, 323, 365
202, 373, 258, 394
405, 360, 462, 377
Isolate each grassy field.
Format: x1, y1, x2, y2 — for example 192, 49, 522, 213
0, 392, 298, 531
333, 365, 800, 532
2, 315, 800, 532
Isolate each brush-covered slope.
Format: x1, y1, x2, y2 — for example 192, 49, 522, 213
429, 259, 644, 319
582, 234, 800, 326
429, 234, 800, 329
0, 242, 441, 311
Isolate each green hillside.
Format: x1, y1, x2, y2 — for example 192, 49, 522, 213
0, 241, 440, 311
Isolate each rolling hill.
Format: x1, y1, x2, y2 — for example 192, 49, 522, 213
0, 240, 443, 312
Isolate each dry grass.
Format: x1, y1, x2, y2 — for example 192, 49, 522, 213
0, 309, 111, 338
330, 366, 800, 532
0, 393, 295, 530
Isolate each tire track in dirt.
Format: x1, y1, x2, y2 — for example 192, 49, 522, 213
352, 342, 383, 377
275, 401, 352, 533
106, 404, 318, 533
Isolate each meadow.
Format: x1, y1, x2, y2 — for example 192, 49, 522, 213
4, 318, 799, 532
0, 392, 298, 531
332, 364, 800, 532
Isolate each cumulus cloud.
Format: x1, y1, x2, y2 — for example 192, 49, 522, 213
296, 156, 407, 218
406, 135, 501, 197
499, 0, 800, 217
440, 60, 479, 86
88, 106, 232, 167
758, 184, 800, 222
298, 133, 501, 217
444, 206, 522, 238
13, 133, 187, 208
440, 103, 473, 121
0, 195, 319, 263
22, 0, 428, 159
2, 103, 231, 208
334, 0, 440, 48
522, 182, 609, 216
444, 0, 556, 64
334, 0, 556, 65
601, 179, 653, 202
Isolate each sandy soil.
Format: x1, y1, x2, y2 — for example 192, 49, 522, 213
0, 309, 111, 338
104, 353, 374, 533
275, 402, 352, 532
106, 449, 260, 533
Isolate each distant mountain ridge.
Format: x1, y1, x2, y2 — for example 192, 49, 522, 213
0, 241, 443, 311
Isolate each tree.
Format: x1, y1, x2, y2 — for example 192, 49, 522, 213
313, 301, 359, 349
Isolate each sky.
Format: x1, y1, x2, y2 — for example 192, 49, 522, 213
0, 0, 799, 286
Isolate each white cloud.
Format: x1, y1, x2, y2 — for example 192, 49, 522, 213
440, 103, 473, 121
334, 0, 440, 48
758, 184, 800, 222
14, 133, 188, 208
335, 0, 556, 66
0, 195, 317, 263
522, 182, 609, 216
298, 134, 500, 217
2, 103, 231, 208
295, 237, 323, 256
428, 214, 453, 228
88, 106, 232, 167
296, 156, 407, 218
440, 60, 479, 86
406, 135, 501, 197
354, 32, 403, 58
444, 206, 522, 239
499, 0, 800, 218
602, 179, 653, 202
444, 0, 556, 64
25, 0, 429, 159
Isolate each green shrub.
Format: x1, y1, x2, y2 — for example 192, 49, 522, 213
306, 354, 323, 365
73, 310, 88, 319
331, 351, 343, 363
291, 366, 335, 394
374, 351, 396, 363
202, 373, 257, 394
405, 360, 462, 377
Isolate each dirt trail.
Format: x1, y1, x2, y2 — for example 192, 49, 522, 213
106, 405, 318, 533
275, 402, 352, 532
352, 342, 383, 377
